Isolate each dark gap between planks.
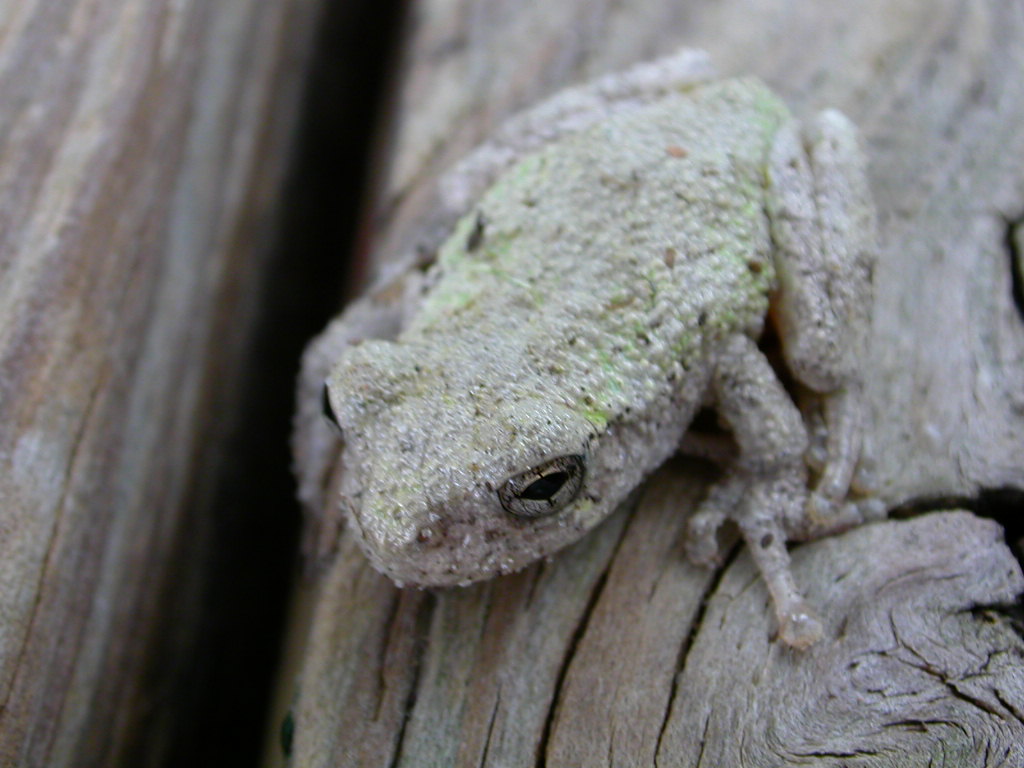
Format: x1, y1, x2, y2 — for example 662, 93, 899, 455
165, 1, 407, 765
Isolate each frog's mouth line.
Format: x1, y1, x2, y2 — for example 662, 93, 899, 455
346, 496, 587, 588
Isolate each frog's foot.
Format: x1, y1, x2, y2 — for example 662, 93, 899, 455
685, 473, 743, 566
738, 472, 825, 650
797, 387, 885, 540
687, 465, 824, 649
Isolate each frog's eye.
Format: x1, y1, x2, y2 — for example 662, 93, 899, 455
321, 382, 343, 436
498, 455, 585, 519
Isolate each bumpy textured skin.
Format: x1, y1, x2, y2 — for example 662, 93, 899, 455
302, 52, 878, 648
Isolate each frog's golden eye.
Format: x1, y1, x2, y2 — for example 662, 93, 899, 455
498, 455, 585, 519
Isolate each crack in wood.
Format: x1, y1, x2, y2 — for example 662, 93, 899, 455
691, 714, 710, 768
478, 685, 501, 768
653, 543, 739, 766
373, 590, 403, 721
523, 560, 546, 610
992, 688, 1024, 726
961, 602, 1024, 643
899, 656, 1011, 722
387, 592, 436, 768
533, 517, 631, 768
790, 748, 883, 759
884, 718, 938, 732
533, 566, 611, 768
890, 488, 1024, 566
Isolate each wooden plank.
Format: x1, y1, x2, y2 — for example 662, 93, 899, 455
0, 1, 321, 765
276, 0, 1024, 765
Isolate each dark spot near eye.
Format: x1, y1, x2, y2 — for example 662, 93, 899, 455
520, 471, 569, 500
280, 710, 294, 757
321, 383, 342, 435
697, 311, 708, 326
747, 259, 763, 274
321, 383, 331, 416
760, 533, 774, 549
467, 211, 487, 251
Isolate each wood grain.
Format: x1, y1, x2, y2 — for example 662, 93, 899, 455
276, 0, 1024, 764
0, 1, 321, 765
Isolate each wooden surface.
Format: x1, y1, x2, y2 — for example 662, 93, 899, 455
274, 0, 1024, 766
276, 1, 1024, 768
0, 1, 322, 765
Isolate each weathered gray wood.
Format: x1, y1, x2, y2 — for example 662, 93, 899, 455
653, 510, 1024, 766
0, 1, 321, 765
273, 0, 1024, 765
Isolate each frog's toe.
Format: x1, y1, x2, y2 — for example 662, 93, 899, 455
778, 601, 824, 650
850, 455, 880, 496
685, 506, 726, 566
794, 492, 886, 540
687, 472, 748, 566
801, 406, 829, 474
857, 496, 887, 522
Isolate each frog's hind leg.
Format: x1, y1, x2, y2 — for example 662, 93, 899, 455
441, 49, 717, 213
765, 110, 881, 537
686, 334, 823, 649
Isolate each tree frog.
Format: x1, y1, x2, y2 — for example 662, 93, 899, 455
293, 50, 880, 649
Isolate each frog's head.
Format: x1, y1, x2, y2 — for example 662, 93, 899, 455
323, 338, 611, 586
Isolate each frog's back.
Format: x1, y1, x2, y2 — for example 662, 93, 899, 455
406, 78, 790, 426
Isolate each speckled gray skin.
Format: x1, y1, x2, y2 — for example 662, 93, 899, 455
299, 51, 879, 649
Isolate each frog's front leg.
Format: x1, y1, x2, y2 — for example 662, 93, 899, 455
687, 334, 824, 649
766, 110, 881, 536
